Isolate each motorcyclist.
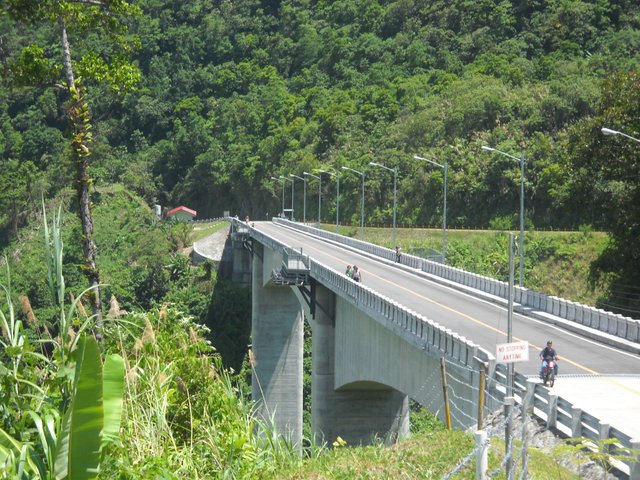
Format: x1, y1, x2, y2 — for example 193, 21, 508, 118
539, 340, 559, 378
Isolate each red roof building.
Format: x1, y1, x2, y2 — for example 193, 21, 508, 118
166, 205, 197, 221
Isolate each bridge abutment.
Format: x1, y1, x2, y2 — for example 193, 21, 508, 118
250, 243, 304, 448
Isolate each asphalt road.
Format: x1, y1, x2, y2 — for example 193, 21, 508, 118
254, 221, 640, 378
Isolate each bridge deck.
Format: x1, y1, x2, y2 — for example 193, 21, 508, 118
536, 375, 640, 441
252, 221, 640, 443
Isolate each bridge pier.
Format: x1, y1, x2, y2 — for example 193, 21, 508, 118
312, 285, 409, 446
250, 242, 304, 448
231, 227, 252, 285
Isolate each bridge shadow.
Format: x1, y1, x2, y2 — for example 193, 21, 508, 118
203, 275, 251, 373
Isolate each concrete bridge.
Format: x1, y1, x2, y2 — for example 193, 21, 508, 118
233, 220, 492, 447
225, 217, 640, 474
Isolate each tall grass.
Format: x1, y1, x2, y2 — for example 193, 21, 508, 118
100, 306, 300, 479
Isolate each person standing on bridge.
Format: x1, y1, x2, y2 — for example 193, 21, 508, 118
539, 340, 559, 377
346, 265, 353, 278
395, 245, 401, 263
352, 265, 361, 282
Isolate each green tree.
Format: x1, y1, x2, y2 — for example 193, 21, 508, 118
0, 159, 38, 238
3, 0, 141, 327
566, 71, 640, 317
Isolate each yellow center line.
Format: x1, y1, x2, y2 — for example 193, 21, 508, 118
267, 226, 640, 395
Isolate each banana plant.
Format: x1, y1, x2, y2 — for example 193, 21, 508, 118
0, 335, 124, 479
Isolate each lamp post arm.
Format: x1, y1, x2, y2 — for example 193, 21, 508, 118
481, 146, 521, 163
341, 166, 363, 176
602, 127, 640, 143
618, 132, 640, 143
369, 161, 394, 173
413, 155, 444, 169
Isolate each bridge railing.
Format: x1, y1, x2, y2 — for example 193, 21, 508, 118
489, 365, 639, 476
272, 218, 640, 351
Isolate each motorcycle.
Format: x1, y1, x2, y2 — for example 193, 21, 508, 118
542, 360, 555, 387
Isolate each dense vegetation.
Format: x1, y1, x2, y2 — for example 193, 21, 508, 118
1, 0, 639, 316
3, 1, 637, 475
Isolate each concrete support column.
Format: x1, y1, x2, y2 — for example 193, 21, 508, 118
231, 233, 252, 285
251, 242, 303, 448
319, 293, 410, 446
311, 284, 338, 444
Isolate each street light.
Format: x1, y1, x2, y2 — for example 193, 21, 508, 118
482, 145, 525, 287
414, 155, 448, 264
304, 171, 321, 227
290, 174, 306, 224
369, 162, 398, 249
271, 176, 284, 218
279, 175, 294, 220
601, 127, 640, 143
318, 169, 339, 233
342, 166, 365, 240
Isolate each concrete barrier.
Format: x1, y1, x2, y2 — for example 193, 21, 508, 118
546, 296, 555, 314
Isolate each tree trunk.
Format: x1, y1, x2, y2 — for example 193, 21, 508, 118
59, 16, 103, 334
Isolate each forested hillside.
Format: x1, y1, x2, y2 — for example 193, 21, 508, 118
1, 0, 639, 315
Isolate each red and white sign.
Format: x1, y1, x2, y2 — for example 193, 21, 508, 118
496, 341, 529, 363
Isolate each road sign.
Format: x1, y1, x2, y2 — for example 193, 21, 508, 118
496, 341, 529, 363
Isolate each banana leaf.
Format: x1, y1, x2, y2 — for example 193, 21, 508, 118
55, 335, 103, 480
101, 353, 125, 442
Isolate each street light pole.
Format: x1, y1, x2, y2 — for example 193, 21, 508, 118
369, 162, 398, 249
270, 176, 284, 218
342, 166, 365, 241
318, 169, 338, 232
290, 174, 306, 224
482, 146, 525, 287
337, 172, 340, 233
414, 155, 448, 263
601, 127, 640, 143
279, 175, 293, 220
507, 232, 515, 398
304, 171, 321, 227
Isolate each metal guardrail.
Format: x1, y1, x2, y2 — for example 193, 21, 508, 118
188, 217, 227, 224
